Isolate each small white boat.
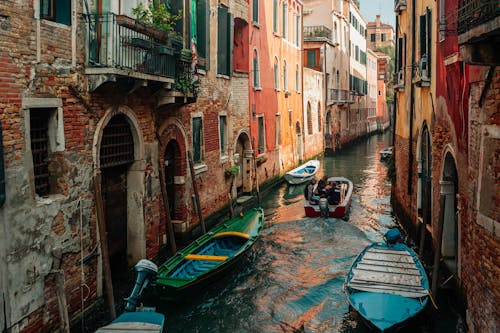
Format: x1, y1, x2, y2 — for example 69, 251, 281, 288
284, 160, 320, 185
380, 146, 393, 160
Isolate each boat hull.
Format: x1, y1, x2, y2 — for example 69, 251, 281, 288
304, 177, 353, 218
284, 160, 320, 185
345, 242, 429, 332
153, 208, 264, 301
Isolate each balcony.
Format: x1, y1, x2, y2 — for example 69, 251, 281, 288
457, 1, 500, 65
394, 0, 407, 13
84, 13, 177, 92
327, 89, 354, 105
304, 26, 334, 43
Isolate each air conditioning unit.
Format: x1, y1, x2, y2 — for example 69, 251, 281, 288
419, 55, 429, 81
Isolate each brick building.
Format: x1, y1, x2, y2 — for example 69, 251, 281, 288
367, 14, 395, 51
393, 0, 499, 331
0, 0, 251, 331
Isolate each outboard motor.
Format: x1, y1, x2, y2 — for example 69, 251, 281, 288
124, 259, 158, 312
319, 198, 329, 218
384, 228, 402, 245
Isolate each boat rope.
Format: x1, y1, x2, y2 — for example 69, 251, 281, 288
427, 290, 439, 310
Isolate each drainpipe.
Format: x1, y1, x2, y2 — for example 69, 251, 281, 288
408, 0, 416, 195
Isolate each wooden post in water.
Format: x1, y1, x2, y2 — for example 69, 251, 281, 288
158, 165, 177, 254
431, 181, 453, 299
419, 179, 431, 258
188, 151, 206, 234
93, 173, 116, 319
253, 153, 260, 204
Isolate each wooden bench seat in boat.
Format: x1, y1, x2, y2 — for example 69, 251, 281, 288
184, 254, 228, 261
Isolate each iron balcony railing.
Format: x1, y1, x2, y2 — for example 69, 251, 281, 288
304, 25, 333, 42
328, 89, 353, 103
84, 13, 176, 79
457, 0, 500, 34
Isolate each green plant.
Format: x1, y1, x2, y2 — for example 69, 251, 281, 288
132, 1, 182, 34
175, 66, 200, 97
225, 166, 240, 178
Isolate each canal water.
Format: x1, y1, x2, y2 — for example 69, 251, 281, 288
161, 132, 438, 333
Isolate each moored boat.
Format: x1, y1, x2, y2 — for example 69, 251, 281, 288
96, 260, 165, 333
380, 146, 393, 160
344, 229, 430, 332
154, 207, 264, 300
284, 159, 320, 185
303, 176, 353, 218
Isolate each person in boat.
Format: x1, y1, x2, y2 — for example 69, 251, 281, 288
315, 175, 329, 197
304, 178, 320, 204
327, 182, 341, 205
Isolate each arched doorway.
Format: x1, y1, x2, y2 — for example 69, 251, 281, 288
295, 121, 303, 162
418, 125, 432, 225
441, 152, 458, 275
235, 132, 252, 195
99, 114, 135, 271
164, 140, 180, 219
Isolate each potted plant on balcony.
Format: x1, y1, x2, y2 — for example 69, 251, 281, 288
130, 1, 182, 42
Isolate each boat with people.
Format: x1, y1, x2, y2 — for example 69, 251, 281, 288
153, 207, 265, 301
284, 159, 320, 185
303, 176, 353, 218
344, 228, 430, 332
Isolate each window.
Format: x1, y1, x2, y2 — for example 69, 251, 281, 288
195, 0, 209, 69
307, 102, 312, 135
439, 0, 446, 41
40, 0, 71, 25
273, 0, 278, 33
253, 0, 259, 23
381, 33, 386, 42
274, 58, 279, 89
355, 45, 359, 61
420, 8, 432, 77
296, 65, 300, 91
338, 111, 342, 131
282, 3, 288, 38
169, 0, 184, 36
30, 109, 52, 196
0, 120, 5, 206
336, 70, 340, 89
257, 115, 265, 154
295, 15, 300, 45
283, 61, 288, 91
219, 115, 227, 155
275, 114, 281, 146
370, 33, 376, 42
305, 49, 318, 69
217, 6, 232, 76
317, 102, 321, 131
192, 116, 204, 163
253, 50, 260, 88
288, 109, 293, 128
334, 22, 338, 43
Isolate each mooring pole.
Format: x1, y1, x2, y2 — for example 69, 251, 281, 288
188, 151, 206, 234
93, 173, 116, 319
158, 165, 177, 254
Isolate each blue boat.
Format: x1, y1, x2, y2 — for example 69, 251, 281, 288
96, 260, 165, 332
344, 229, 429, 332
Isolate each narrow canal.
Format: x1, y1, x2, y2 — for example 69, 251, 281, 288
162, 132, 437, 333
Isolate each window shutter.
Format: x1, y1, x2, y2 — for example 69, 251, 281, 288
253, 0, 258, 23
56, 0, 72, 25
228, 12, 234, 76
196, 0, 206, 61
273, 0, 278, 32
0, 120, 5, 206
427, 8, 432, 76
193, 118, 202, 163
420, 14, 426, 59
397, 37, 403, 70
170, 0, 184, 35
217, 6, 229, 75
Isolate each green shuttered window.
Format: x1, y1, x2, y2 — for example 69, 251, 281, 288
0, 121, 5, 206
192, 117, 203, 163
196, 0, 209, 69
253, 0, 259, 23
40, 0, 71, 25
217, 6, 233, 76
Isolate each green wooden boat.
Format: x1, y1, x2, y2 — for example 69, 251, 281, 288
154, 207, 264, 300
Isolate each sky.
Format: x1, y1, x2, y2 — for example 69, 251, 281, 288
358, 0, 395, 28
